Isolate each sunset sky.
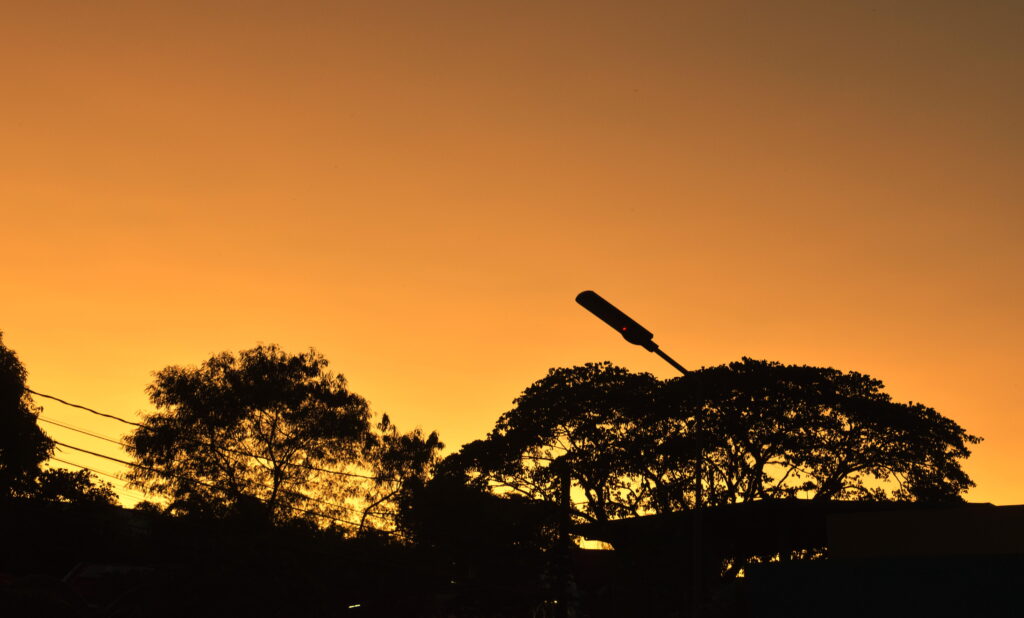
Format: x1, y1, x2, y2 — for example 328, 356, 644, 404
3, 1, 1021, 506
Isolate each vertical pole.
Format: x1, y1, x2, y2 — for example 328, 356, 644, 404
556, 457, 578, 618
574, 292, 699, 616
692, 408, 703, 618
656, 349, 702, 616
559, 458, 571, 548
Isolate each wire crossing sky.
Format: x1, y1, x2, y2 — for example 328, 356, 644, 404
35, 390, 388, 526
3, 1, 1022, 505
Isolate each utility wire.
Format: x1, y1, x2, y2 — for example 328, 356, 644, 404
49, 457, 127, 483
48, 439, 380, 515
53, 440, 363, 527
35, 410, 396, 518
28, 389, 141, 426
33, 391, 400, 520
54, 439, 166, 474
38, 416, 126, 447
32, 389, 380, 480
52, 440, 378, 529
46, 431, 380, 517
48, 457, 152, 503
38, 416, 367, 509
57, 453, 423, 572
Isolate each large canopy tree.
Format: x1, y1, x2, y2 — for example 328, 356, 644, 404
661, 358, 980, 506
125, 344, 373, 525
449, 359, 981, 525
0, 332, 53, 498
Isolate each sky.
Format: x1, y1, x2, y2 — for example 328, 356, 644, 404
2, 1, 1021, 506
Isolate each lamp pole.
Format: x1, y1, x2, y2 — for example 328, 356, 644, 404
574, 291, 703, 618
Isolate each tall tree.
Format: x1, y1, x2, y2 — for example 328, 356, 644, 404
452, 359, 981, 525
125, 344, 372, 526
0, 332, 53, 498
661, 358, 981, 505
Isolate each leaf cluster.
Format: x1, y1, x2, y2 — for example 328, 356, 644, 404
359, 413, 444, 535
33, 467, 119, 505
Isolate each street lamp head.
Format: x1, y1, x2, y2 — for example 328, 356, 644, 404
575, 290, 658, 352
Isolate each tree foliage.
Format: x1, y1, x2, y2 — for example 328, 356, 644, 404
447, 363, 663, 523
34, 468, 119, 505
449, 359, 981, 525
0, 332, 53, 498
359, 413, 443, 535
668, 358, 981, 505
125, 344, 446, 535
125, 344, 373, 525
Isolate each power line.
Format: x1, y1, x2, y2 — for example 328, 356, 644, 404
28, 389, 141, 426
52, 451, 366, 525
52, 440, 378, 529
50, 458, 409, 559
52, 437, 391, 519
38, 416, 126, 447
47, 432, 375, 516
48, 457, 152, 503
33, 389, 380, 480
40, 417, 349, 507
54, 440, 154, 471
33, 391, 400, 522
33, 413, 395, 518
48, 458, 127, 483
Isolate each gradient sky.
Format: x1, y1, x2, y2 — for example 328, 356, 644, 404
3, 1, 1021, 506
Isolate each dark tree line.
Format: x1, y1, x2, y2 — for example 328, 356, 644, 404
0, 332, 985, 615
4, 331, 981, 533
444, 360, 980, 526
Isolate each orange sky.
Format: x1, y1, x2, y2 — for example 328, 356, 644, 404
3, 1, 1021, 506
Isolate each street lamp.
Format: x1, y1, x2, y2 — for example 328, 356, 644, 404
574, 291, 688, 375
574, 290, 704, 617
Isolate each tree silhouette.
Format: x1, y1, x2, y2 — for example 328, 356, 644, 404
34, 468, 118, 505
0, 332, 53, 499
359, 413, 443, 535
448, 359, 980, 526
663, 358, 980, 505
124, 344, 372, 525
446, 363, 662, 524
